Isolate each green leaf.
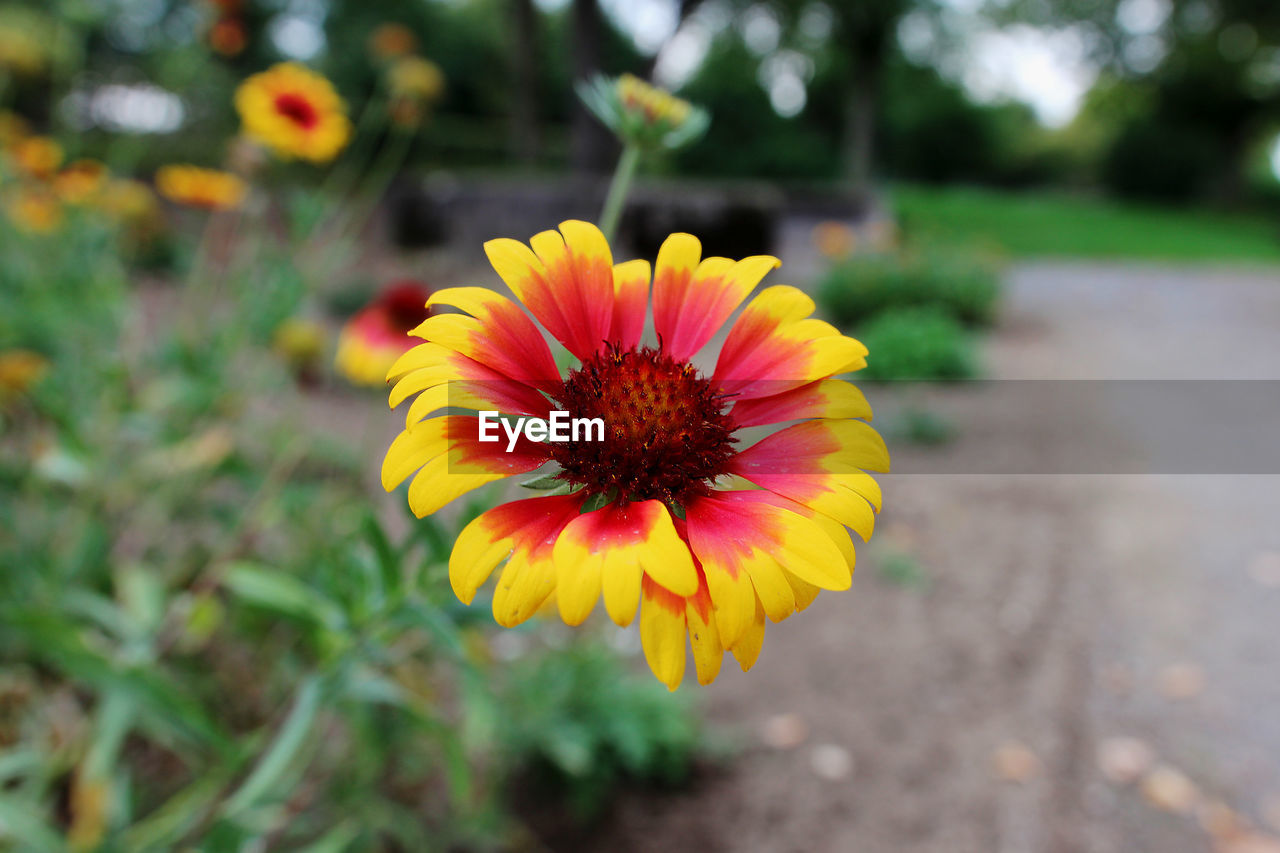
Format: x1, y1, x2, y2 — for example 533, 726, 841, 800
117, 564, 166, 636
518, 472, 569, 491
222, 676, 323, 820
0, 795, 64, 852
0, 610, 233, 754
119, 772, 232, 852
0, 749, 41, 783
361, 513, 401, 598
84, 690, 134, 779
223, 562, 346, 630
581, 491, 614, 513
387, 601, 464, 658
297, 821, 360, 853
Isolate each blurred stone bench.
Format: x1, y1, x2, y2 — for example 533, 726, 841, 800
387, 173, 875, 263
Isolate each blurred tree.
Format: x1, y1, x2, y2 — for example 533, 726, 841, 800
827, 0, 914, 191
704, 0, 942, 191
510, 0, 542, 164
676, 34, 839, 180
987, 0, 1280, 203
570, 0, 613, 174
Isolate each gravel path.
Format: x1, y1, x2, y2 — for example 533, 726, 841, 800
592, 261, 1280, 853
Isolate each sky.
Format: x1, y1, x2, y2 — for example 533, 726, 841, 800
576, 0, 1102, 128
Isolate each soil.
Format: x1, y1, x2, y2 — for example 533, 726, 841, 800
580, 261, 1280, 853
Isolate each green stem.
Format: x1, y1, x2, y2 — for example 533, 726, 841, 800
598, 144, 641, 243
338, 123, 415, 241
222, 675, 323, 819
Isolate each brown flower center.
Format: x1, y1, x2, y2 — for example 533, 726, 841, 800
274, 92, 319, 130
550, 347, 736, 506
381, 284, 431, 333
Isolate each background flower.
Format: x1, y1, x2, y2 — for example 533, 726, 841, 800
336, 281, 433, 387
235, 63, 352, 163
155, 164, 247, 210
579, 73, 709, 152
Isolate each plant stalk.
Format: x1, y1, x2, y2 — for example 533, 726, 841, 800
598, 144, 640, 243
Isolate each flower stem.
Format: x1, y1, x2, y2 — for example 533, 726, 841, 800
598, 144, 640, 243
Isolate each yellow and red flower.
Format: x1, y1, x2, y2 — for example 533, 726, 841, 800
580, 74, 708, 151
0, 349, 49, 398
0, 111, 29, 147
336, 282, 433, 387
6, 135, 62, 179
208, 16, 247, 56
386, 56, 445, 128
0, 13, 48, 76
382, 221, 888, 689
52, 159, 108, 205
3, 187, 62, 233
155, 164, 247, 210
812, 220, 857, 260
235, 63, 351, 163
96, 178, 160, 231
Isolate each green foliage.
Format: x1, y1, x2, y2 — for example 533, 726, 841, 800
876, 550, 930, 589
817, 247, 1002, 329
887, 408, 958, 446
1101, 116, 1221, 201
675, 37, 839, 180
892, 184, 1280, 261
497, 642, 700, 818
881, 60, 1067, 187
0, 193, 702, 850
856, 307, 978, 381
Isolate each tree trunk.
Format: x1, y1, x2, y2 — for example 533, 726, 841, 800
510, 0, 541, 165
843, 63, 880, 194
570, 0, 612, 175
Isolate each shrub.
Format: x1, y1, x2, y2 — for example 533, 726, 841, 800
1101, 117, 1219, 202
855, 306, 978, 381
816, 247, 1001, 329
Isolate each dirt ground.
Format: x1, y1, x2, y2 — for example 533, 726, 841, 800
583, 261, 1280, 853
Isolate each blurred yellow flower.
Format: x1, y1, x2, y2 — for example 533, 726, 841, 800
155, 164, 248, 210
579, 73, 708, 151
0, 349, 49, 397
98, 178, 159, 223
388, 56, 444, 102
272, 316, 326, 380
865, 219, 900, 251
235, 63, 351, 163
0, 22, 46, 75
812, 221, 858, 260
387, 56, 445, 128
53, 160, 108, 205
617, 73, 691, 128
7, 136, 63, 179
335, 282, 432, 387
368, 23, 417, 60
4, 187, 62, 233
0, 111, 29, 146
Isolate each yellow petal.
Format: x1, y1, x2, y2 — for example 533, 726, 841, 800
640, 581, 688, 691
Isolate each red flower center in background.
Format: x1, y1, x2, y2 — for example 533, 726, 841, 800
381, 284, 432, 333
273, 92, 320, 129
550, 347, 736, 506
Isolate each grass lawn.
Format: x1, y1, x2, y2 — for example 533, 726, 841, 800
892, 184, 1280, 263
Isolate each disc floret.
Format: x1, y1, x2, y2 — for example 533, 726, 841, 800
551, 346, 736, 506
